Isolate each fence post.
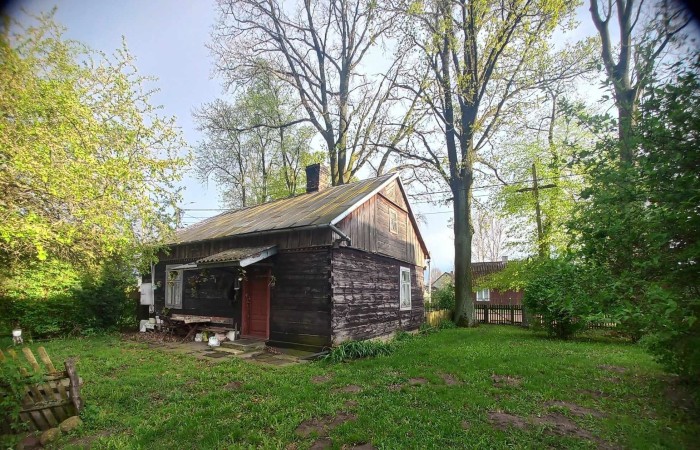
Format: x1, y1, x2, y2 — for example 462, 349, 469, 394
510, 305, 515, 324
484, 305, 489, 324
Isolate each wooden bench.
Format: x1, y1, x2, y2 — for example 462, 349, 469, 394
168, 314, 235, 341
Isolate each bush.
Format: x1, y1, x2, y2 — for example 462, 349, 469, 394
523, 258, 591, 339
0, 354, 41, 434
432, 283, 455, 311
0, 259, 137, 337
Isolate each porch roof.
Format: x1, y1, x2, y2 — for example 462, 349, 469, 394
196, 245, 278, 267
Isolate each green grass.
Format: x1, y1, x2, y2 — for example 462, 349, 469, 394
4, 326, 698, 449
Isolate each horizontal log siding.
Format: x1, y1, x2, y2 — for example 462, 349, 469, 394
268, 249, 333, 349
147, 263, 240, 326
331, 248, 424, 344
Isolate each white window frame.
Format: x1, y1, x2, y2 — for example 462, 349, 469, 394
399, 267, 412, 311
476, 288, 490, 302
389, 208, 398, 234
165, 265, 183, 309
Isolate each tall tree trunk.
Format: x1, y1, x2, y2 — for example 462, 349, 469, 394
452, 174, 475, 326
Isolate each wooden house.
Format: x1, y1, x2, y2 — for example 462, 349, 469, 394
143, 165, 430, 351
429, 262, 522, 306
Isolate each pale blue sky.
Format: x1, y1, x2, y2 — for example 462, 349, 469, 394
5, 0, 635, 271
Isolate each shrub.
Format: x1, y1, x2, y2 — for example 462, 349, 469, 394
523, 258, 591, 339
0, 258, 137, 337
432, 283, 455, 311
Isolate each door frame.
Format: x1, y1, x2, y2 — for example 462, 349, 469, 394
241, 267, 271, 339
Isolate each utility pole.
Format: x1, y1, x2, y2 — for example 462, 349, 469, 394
516, 163, 556, 258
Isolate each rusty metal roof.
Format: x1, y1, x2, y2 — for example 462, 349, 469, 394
196, 245, 276, 265
173, 173, 397, 244
471, 262, 507, 279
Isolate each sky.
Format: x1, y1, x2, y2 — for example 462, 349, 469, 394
3, 0, 661, 272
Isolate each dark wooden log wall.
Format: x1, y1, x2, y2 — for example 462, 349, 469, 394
269, 249, 332, 349
331, 247, 424, 344
335, 179, 426, 267
145, 264, 241, 326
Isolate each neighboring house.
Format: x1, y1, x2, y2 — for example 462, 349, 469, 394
429, 262, 522, 305
472, 261, 522, 306
144, 164, 430, 351
431, 272, 454, 292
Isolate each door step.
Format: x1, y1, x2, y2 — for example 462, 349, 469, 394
221, 338, 266, 352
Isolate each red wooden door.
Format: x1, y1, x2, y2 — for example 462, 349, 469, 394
242, 269, 270, 339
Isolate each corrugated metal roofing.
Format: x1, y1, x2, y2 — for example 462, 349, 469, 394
172, 173, 396, 244
196, 245, 276, 264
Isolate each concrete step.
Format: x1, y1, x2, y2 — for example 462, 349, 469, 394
221, 338, 265, 352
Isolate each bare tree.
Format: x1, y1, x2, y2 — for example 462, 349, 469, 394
589, 0, 691, 162
194, 75, 317, 208
472, 207, 506, 262
210, 0, 414, 184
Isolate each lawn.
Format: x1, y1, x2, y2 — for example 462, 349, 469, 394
5, 326, 697, 449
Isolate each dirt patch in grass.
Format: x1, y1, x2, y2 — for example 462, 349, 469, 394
598, 364, 627, 373
408, 377, 429, 386
461, 420, 470, 430
334, 384, 363, 393
491, 374, 522, 387
532, 412, 596, 440
387, 383, 403, 391
488, 410, 616, 448
344, 400, 359, 408
224, 381, 243, 390
576, 389, 610, 399
440, 373, 461, 386
488, 411, 528, 430
68, 430, 115, 448
545, 400, 606, 418
312, 374, 333, 384
296, 412, 358, 438
310, 438, 333, 449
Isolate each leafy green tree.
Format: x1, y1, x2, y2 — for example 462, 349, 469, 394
391, 0, 581, 325
0, 13, 187, 272
589, 0, 691, 162
573, 59, 700, 378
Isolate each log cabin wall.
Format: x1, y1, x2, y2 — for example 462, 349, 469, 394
330, 247, 424, 344
146, 229, 332, 328
269, 249, 333, 349
335, 179, 425, 267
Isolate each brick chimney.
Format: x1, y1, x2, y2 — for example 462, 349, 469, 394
305, 163, 330, 193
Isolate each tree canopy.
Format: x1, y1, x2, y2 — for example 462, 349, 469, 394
0, 13, 187, 272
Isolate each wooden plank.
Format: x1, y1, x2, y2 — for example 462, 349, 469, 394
65, 358, 83, 412
22, 347, 41, 373
37, 347, 57, 373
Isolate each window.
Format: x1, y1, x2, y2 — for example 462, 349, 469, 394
400, 267, 412, 310
476, 289, 490, 302
165, 266, 183, 308
389, 208, 398, 234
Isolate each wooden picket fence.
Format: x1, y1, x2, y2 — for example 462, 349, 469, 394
0, 347, 83, 434
424, 304, 617, 329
